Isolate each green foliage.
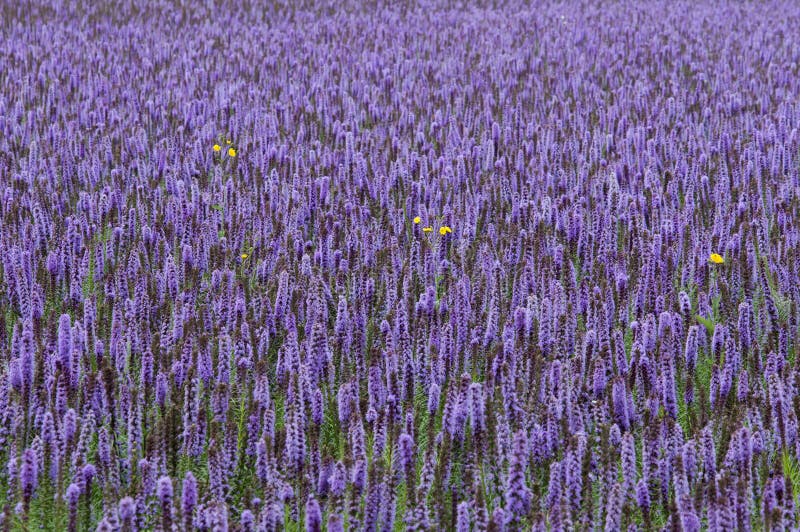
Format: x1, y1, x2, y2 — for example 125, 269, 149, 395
695, 314, 715, 336
783, 451, 800, 507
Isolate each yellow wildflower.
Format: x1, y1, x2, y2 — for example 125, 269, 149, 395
240, 253, 248, 260
413, 216, 421, 224
226, 139, 232, 145
439, 226, 452, 235
228, 148, 237, 157
709, 253, 724, 264
422, 227, 433, 233
213, 144, 221, 152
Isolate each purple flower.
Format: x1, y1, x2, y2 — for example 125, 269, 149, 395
612, 378, 631, 430
240, 509, 255, 532
118, 496, 135, 524
636, 478, 650, 512
20, 449, 37, 511
329, 461, 347, 497
305, 496, 322, 532
604, 482, 623, 532
490, 507, 506, 532
505, 430, 532, 520
65, 483, 80, 532
456, 501, 471, 532
398, 433, 415, 475
182, 471, 198, 528
157, 476, 174, 531
327, 513, 345, 532
685, 326, 699, 369
0, 4, 796, 529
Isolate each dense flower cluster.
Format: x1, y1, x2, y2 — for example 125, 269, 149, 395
2, 0, 800, 530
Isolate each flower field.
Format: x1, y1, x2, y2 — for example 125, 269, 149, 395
2, 1, 800, 530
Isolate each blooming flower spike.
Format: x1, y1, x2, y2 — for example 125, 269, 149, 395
4, 2, 798, 529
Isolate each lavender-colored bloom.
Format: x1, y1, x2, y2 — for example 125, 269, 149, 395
685, 325, 699, 369
489, 508, 506, 532
201, 502, 229, 531
505, 430, 532, 519
157, 476, 173, 531
635, 478, 650, 512
20, 449, 37, 510
240, 509, 255, 532
469, 382, 486, 433
65, 483, 81, 532
427, 383, 441, 414
611, 378, 630, 430
327, 513, 345, 532
738, 302, 753, 352
547, 460, 563, 511
593, 358, 607, 397
329, 461, 347, 497
679, 291, 692, 317
57, 314, 72, 378
83, 464, 96, 491
118, 496, 135, 525
456, 501, 471, 532
305, 497, 322, 532
351, 459, 367, 493
182, 471, 198, 528
0, 3, 797, 529
398, 433, 415, 475
337, 384, 352, 424
604, 482, 623, 532
621, 432, 636, 497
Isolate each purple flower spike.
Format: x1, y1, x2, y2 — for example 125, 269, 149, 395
305, 497, 322, 532
0, 3, 796, 528
157, 476, 173, 531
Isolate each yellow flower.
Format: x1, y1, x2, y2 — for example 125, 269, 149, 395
240, 253, 248, 260
709, 253, 724, 264
413, 216, 421, 224
422, 226, 433, 233
439, 226, 452, 235
228, 148, 237, 157
226, 139, 232, 145
213, 144, 221, 152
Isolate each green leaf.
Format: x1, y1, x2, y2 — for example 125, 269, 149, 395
695, 315, 715, 335
783, 451, 800, 507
